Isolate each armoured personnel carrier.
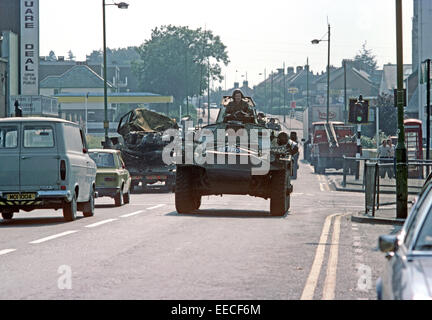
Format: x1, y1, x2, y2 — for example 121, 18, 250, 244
175, 96, 298, 216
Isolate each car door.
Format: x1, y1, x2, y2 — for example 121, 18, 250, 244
118, 152, 130, 193
20, 122, 60, 192
0, 124, 20, 192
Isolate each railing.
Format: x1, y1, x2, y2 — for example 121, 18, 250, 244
360, 159, 432, 217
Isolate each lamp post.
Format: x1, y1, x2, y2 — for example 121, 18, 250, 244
102, 0, 128, 146
312, 23, 331, 123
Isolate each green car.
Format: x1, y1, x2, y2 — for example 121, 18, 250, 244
89, 149, 131, 206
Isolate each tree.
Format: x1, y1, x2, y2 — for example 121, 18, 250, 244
377, 93, 397, 136
354, 42, 378, 76
132, 25, 230, 108
67, 50, 75, 61
47, 50, 57, 61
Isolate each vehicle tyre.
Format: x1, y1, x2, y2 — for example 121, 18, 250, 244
82, 189, 95, 217
63, 192, 77, 222
115, 188, 124, 207
1, 211, 14, 220
175, 167, 199, 213
270, 169, 289, 217
123, 188, 130, 204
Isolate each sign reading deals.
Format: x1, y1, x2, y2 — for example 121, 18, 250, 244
20, 0, 39, 95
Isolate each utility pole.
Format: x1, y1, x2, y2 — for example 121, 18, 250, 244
283, 62, 286, 123
326, 23, 331, 124
344, 60, 347, 123
264, 68, 267, 112
306, 58, 310, 109
270, 72, 273, 113
426, 58, 431, 176
395, 0, 408, 219
207, 57, 210, 125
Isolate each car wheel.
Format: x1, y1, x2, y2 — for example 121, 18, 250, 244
1, 211, 14, 220
115, 188, 124, 207
123, 188, 130, 204
63, 192, 77, 222
270, 170, 289, 217
175, 167, 198, 214
82, 189, 95, 217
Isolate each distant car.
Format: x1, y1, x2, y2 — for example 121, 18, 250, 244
89, 149, 131, 206
377, 178, 432, 300
0, 117, 97, 221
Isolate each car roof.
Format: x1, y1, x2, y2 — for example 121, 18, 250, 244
0, 117, 77, 125
88, 148, 119, 154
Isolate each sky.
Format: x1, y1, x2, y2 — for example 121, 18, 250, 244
39, 0, 414, 89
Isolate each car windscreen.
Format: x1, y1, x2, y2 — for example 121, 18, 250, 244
414, 206, 432, 251
0, 127, 18, 149
89, 152, 116, 168
23, 126, 55, 148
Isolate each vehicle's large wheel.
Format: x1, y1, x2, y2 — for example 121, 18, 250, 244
114, 188, 124, 207
270, 170, 289, 217
123, 188, 130, 204
82, 189, 95, 217
175, 167, 200, 213
63, 192, 77, 222
1, 211, 14, 220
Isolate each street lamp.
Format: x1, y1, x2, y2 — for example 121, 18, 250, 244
102, 0, 128, 146
311, 23, 331, 123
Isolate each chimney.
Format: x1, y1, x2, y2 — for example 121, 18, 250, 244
234, 82, 239, 89
58, 56, 65, 62
243, 80, 249, 87
277, 68, 284, 74
287, 67, 294, 74
296, 66, 303, 73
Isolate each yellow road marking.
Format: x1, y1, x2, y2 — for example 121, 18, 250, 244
300, 213, 339, 300
322, 215, 342, 300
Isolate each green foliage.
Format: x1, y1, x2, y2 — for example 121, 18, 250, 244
86, 135, 105, 149
354, 42, 378, 75
361, 135, 376, 149
376, 94, 397, 136
132, 25, 229, 107
86, 47, 140, 65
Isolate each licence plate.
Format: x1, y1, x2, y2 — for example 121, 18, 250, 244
6, 193, 36, 201
146, 175, 167, 180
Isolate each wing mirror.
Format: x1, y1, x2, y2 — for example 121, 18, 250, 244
378, 235, 398, 253
83, 148, 88, 154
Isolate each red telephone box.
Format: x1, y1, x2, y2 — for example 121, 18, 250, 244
404, 119, 423, 178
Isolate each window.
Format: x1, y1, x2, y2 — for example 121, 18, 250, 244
405, 189, 432, 247
414, 209, 432, 251
0, 127, 18, 149
63, 124, 84, 153
89, 152, 115, 168
23, 126, 54, 148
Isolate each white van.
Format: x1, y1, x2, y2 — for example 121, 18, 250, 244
0, 117, 97, 221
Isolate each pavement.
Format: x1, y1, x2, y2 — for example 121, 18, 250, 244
324, 169, 417, 226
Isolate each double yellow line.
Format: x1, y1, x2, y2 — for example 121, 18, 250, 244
301, 213, 346, 300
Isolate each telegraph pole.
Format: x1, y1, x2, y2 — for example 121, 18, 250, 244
395, 0, 408, 219
426, 58, 431, 176
283, 62, 286, 123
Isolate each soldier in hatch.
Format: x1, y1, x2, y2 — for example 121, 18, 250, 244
225, 89, 253, 121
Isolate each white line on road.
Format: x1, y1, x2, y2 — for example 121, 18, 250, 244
322, 215, 342, 300
120, 210, 144, 218
29, 230, 79, 244
0, 249, 16, 256
85, 219, 118, 228
301, 213, 339, 300
147, 204, 166, 210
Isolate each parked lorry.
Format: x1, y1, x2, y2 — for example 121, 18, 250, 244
109, 108, 179, 192
309, 121, 357, 174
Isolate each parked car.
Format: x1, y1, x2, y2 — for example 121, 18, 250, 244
0, 117, 97, 221
377, 178, 432, 300
89, 149, 131, 206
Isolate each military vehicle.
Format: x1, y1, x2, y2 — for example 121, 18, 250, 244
175, 96, 298, 216
109, 108, 179, 192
